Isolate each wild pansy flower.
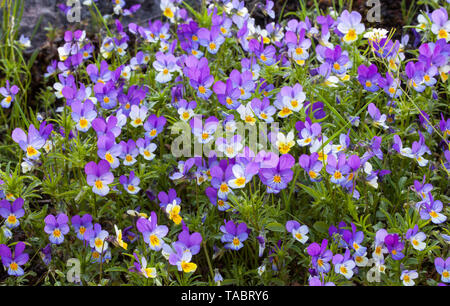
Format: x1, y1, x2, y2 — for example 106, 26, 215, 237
342, 223, 367, 256
168, 244, 197, 273
299, 153, 323, 182
353, 252, 369, 267
0, 242, 28, 276
419, 192, 446, 224
435, 257, 450, 283
85, 223, 109, 253
136, 211, 168, 251
220, 219, 249, 251
332, 249, 356, 279
215, 135, 243, 159
190, 116, 219, 144
379, 72, 402, 98
120, 139, 139, 166
71, 214, 93, 241
236, 103, 256, 125
94, 82, 118, 110
400, 270, 418, 286
405, 61, 426, 92
86, 60, 112, 85
166, 199, 182, 225
213, 78, 241, 109
249, 38, 276, 66
158, 188, 181, 210
285, 28, 311, 64
0, 80, 19, 108
241, 57, 261, 81
44, 213, 70, 245
259, 153, 295, 192
227, 162, 258, 189
250, 98, 275, 123
129, 105, 148, 127
85, 160, 114, 196
71, 100, 97, 132
119, 171, 141, 195
368, 103, 388, 130
229, 69, 254, 101
173, 225, 202, 255
131, 253, 156, 278
153, 51, 177, 83
431, 8, 450, 41
114, 225, 128, 250
275, 131, 295, 155
337, 10, 365, 44
0, 198, 25, 229
197, 26, 225, 54
326, 153, 350, 185
136, 137, 157, 161
177, 99, 196, 122
384, 233, 405, 260
97, 134, 122, 168
12, 124, 46, 160
286, 220, 309, 244
309, 276, 335, 286
405, 225, 426, 251
144, 114, 166, 140
40, 244, 52, 266
357, 64, 381, 92
184, 56, 214, 99
92, 116, 121, 138
296, 120, 321, 147
210, 161, 234, 200
307, 239, 333, 273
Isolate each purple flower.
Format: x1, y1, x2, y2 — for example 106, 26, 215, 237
0, 242, 28, 276
136, 137, 157, 161
342, 223, 366, 256
190, 116, 219, 144
174, 225, 202, 255
259, 154, 295, 192
285, 28, 311, 62
435, 257, 450, 283
144, 114, 166, 140
120, 139, 139, 166
86, 60, 112, 85
40, 244, 52, 266
379, 72, 402, 98
97, 134, 122, 169
299, 153, 323, 182
418, 192, 446, 224
332, 249, 356, 279
307, 239, 333, 273
405, 225, 426, 251
0, 198, 25, 229
71, 100, 97, 132
0, 80, 19, 109
119, 171, 141, 194
326, 153, 350, 185
158, 188, 181, 209
85, 223, 109, 253
44, 213, 70, 244
430, 8, 450, 41
71, 214, 93, 241
368, 103, 388, 129
337, 10, 365, 43
210, 161, 234, 200
286, 220, 309, 244
85, 160, 114, 196
136, 212, 169, 251
405, 61, 426, 92
92, 116, 122, 138
358, 64, 381, 92
184, 56, 214, 99
213, 78, 241, 109
296, 120, 321, 147
384, 233, 404, 260
12, 125, 46, 160
94, 81, 118, 110
220, 219, 249, 251
197, 26, 225, 54
153, 51, 177, 83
